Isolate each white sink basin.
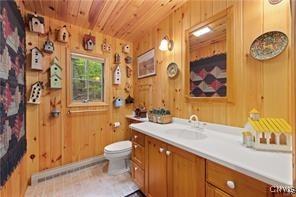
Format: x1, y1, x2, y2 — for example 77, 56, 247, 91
164, 129, 207, 140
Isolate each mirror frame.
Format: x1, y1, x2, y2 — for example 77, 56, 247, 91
184, 6, 234, 103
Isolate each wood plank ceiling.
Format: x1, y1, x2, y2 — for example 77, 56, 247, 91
22, 0, 187, 41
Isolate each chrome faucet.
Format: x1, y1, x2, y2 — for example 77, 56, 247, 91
189, 115, 200, 128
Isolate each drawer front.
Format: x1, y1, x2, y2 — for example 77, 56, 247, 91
131, 161, 144, 191
206, 161, 269, 197
131, 130, 145, 146
132, 142, 145, 169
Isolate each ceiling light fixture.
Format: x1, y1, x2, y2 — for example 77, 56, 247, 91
192, 26, 212, 37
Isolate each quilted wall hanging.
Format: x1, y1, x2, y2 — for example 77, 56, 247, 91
0, 0, 26, 187
190, 54, 227, 97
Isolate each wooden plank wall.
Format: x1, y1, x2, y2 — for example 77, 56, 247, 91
1, 8, 134, 197
133, 0, 293, 128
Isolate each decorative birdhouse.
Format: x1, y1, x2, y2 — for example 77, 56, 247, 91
57, 26, 70, 43
43, 39, 54, 54
50, 57, 62, 89
101, 39, 111, 53
113, 65, 121, 85
124, 81, 132, 93
244, 114, 293, 152
249, 108, 260, 120
114, 53, 120, 64
125, 56, 132, 64
28, 81, 43, 104
83, 33, 96, 51
125, 95, 135, 104
113, 97, 123, 108
122, 44, 130, 54
31, 47, 43, 70
28, 13, 45, 34
126, 65, 132, 78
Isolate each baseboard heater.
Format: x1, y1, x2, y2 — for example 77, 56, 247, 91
31, 155, 106, 186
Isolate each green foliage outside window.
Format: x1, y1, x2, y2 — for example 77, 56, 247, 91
71, 54, 104, 102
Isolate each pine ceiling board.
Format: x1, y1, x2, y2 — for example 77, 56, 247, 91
111, 0, 159, 37
75, 0, 94, 27
115, 0, 170, 38
56, 0, 68, 22
123, 0, 186, 40
99, 0, 134, 34
88, 0, 106, 29
95, 0, 120, 31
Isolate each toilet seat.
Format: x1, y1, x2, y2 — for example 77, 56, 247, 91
104, 140, 132, 154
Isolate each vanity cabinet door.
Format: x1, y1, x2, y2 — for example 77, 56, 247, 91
206, 183, 232, 197
146, 137, 168, 197
167, 145, 206, 197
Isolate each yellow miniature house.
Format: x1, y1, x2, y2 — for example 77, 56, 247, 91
244, 109, 292, 152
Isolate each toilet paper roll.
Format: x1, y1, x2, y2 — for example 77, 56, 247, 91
114, 122, 121, 128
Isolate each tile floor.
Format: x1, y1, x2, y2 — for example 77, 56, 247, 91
25, 161, 139, 197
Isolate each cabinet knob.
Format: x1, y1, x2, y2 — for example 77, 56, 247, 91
134, 167, 138, 171
134, 145, 138, 149
134, 135, 138, 139
226, 180, 235, 189
166, 150, 171, 156
159, 147, 164, 153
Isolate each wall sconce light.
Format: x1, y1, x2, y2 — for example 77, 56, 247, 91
159, 36, 174, 51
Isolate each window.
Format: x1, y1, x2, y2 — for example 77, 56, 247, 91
71, 53, 104, 103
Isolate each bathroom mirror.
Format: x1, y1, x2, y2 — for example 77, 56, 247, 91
185, 7, 234, 102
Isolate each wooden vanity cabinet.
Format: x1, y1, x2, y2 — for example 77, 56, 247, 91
131, 130, 146, 193
146, 136, 206, 197
206, 183, 232, 197
206, 161, 271, 197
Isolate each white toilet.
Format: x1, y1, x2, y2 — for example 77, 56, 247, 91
104, 140, 132, 175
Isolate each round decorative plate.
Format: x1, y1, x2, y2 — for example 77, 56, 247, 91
250, 31, 288, 61
167, 62, 178, 78
268, 0, 283, 5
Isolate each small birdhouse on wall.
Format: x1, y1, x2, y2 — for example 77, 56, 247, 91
50, 57, 62, 89
31, 47, 43, 70
83, 33, 96, 51
122, 44, 130, 54
28, 13, 45, 34
126, 65, 132, 78
43, 38, 54, 54
28, 81, 43, 104
114, 53, 120, 64
101, 39, 111, 53
113, 65, 121, 85
125, 56, 132, 64
57, 26, 70, 43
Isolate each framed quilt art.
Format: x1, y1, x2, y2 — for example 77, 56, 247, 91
0, 0, 26, 187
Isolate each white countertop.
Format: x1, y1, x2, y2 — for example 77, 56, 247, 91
129, 118, 292, 186
126, 115, 148, 122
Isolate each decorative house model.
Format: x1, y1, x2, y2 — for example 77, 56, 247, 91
28, 81, 43, 104
50, 57, 62, 89
43, 39, 54, 54
114, 53, 120, 64
101, 40, 111, 53
122, 44, 130, 54
125, 56, 132, 64
83, 33, 96, 51
244, 109, 292, 152
31, 47, 43, 70
57, 26, 70, 43
126, 65, 132, 78
113, 65, 121, 85
28, 13, 45, 34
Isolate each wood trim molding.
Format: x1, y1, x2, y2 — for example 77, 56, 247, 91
184, 6, 234, 103
66, 51, 109, 108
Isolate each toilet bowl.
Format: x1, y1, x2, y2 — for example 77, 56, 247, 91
104, 140, 132, 175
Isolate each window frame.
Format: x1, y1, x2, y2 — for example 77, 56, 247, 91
67, 52, 108, 107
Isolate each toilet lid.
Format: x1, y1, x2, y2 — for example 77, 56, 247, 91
104, 140, 132, 153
